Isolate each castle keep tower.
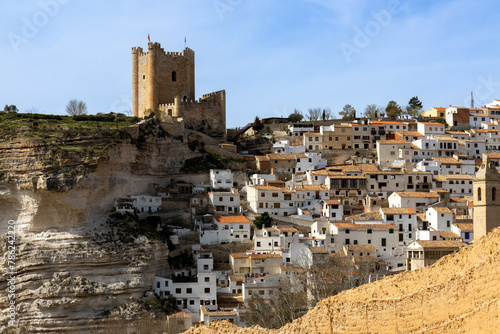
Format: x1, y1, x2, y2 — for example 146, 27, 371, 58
132, 42, 226, 138
473, 153, 500, 240
132, 42, 195, 117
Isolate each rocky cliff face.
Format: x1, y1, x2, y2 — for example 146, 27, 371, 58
0, 118, 214, 333
186, 228, 500, 334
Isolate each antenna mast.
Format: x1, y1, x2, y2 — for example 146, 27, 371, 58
471, 91, 475, 109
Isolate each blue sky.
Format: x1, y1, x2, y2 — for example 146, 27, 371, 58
1, 0, 500, 128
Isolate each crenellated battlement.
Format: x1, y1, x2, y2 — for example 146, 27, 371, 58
133, 42, 193, 59
201, 90, 226, 99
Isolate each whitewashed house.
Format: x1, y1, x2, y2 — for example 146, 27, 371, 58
210, 169, 233, 190
209, 188, 240, 214
426, 206, 454, 231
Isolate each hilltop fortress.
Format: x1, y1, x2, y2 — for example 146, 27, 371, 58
132, 42, 226, 138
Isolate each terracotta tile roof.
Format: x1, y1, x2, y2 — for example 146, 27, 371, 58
230, 252, 249, 259
394, 192, 440, 198
364, 171, 404, 175
377, 140, 411, 145
345, 244, 376, 253
204, 310, 237, 317
433, 136, 460, 141
416, 213, 428, 222
405, 171, 433, 175
215, 216, 250, 224
453, 223, 473, 231
294, 184, 328, 191
381, 207, 417, 215
333, 222, 397, 229
439, 231, 461, 239
396, 131, 424, 137
432, 157, 463, 165
429, 207, 452, 214
267, 153, 301, 160
446, 130, 469, 135
469, 113, 489, 117
309, 247, 328, 253
413, 240, 467, 248
265, 226, 298, 233
449, 196, 472, 203
347, 212, 383, 221
251, 185, 283, 191
370, 120, 408, 125
311, 169, 345, 176
330, 252, 348, 259
430, 189, 450, 193
487, 152, 500, 159
323, 199, 342, 205
256, 155, 270, 161
470, 129, 500, 133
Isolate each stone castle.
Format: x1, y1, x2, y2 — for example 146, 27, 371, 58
132, 42, 226, 138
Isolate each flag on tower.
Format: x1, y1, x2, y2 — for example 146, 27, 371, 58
148, 34, 150, 42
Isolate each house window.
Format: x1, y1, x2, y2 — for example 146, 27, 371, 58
478, 187, 482, 201
367, 229, 372, 234
205, 277, 210, 282
187, 288, 192, 294
189, 300, 195, 305
381, 238, 387, 247
345, 239, 350, 245
156, 282, 160, 288
172, 71, 177, 82
205, 288, 210, 293
204, 265, 209, 270
272, 193, 278, 197
176, 288, 181, 294
345, 229, 350, 234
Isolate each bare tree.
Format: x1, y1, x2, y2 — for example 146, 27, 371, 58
66, 99, 88, 116
245, 275, 307, 329
25, 107, 40, 114
322, 108, 333, 120
306, 108, 322, 121
364, 104, 383, 119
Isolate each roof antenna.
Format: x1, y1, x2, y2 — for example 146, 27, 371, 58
471, 91, 475, 109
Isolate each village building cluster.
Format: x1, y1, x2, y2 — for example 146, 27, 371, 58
112, 100, 500, 327
122, 43, 500, 331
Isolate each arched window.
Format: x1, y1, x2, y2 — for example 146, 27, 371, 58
183, 95, 188, 102
478, 187, 482, 201
167, 109, 173, 116
493, 187, 497, 201
171, 71, 177, 82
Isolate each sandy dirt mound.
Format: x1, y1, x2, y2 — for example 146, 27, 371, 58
185, 227, 500, 334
